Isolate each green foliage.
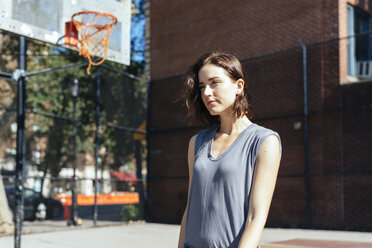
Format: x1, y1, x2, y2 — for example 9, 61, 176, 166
1, 0, 147, 183
21, 34, 146, 178
23, 43, 147, 176
121, 204, 140, 222
24, 43, 92, 176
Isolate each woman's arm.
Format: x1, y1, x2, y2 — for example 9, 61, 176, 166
238, 134, 281, 248
177, 135, 197, 248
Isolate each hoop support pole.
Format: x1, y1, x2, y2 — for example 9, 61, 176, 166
14, 35, 26, 248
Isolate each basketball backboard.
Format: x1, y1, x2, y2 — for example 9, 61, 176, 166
0, 0, 131, 65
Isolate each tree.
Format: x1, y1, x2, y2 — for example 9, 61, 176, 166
0, 32, 18, 139
0, 0, 147, 226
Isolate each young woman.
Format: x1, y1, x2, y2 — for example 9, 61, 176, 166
177, 52, 282, 248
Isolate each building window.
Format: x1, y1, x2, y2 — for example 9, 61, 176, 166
348, 5, 370, 77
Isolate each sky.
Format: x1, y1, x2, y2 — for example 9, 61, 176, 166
130, 0, 145, 63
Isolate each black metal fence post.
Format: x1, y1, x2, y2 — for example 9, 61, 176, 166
145, 78, 151, 221
94, 67, 101, 226
14, 35, 27, 248
301, 42, 312, 228
71, 79, 79, 226
135, 140, 144, 218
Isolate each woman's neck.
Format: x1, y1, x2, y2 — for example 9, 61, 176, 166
218, 115, 252, 134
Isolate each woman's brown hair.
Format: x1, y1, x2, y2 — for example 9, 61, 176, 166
184, 52, 253, 125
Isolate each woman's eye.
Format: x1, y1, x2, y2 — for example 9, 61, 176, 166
199, 85, 205, 89
212, 81, 218, 84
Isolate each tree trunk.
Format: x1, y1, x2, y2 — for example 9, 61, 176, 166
0, 175, 14, 233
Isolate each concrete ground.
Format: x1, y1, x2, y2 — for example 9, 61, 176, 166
0, 222, 179, 248
0, 221, 372, 248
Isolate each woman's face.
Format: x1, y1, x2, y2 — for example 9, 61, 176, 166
198, 64, 242, 117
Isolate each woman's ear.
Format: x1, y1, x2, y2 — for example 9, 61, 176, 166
236, 79, 244, 95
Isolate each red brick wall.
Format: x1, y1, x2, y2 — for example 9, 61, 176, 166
150, 0, 339, 80
341, 82, 372, 229
148, 0, 372, 230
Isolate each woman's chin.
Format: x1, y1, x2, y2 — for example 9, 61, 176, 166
208, 110, 220, 116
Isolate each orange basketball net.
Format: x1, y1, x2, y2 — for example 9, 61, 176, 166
71, 11, 118, 75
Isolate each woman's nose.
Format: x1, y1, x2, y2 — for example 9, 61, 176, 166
203, 85, 212, 96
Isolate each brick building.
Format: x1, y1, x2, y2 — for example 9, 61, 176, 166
146, 0, 372, 230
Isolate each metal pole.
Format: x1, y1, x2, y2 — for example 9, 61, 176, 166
100, 64, 142, 81
0, 72, 13, 80
145, 78, 151, 221
94, 67, 101, 226
135, 141, 144, 218
14, 35, 27, 248
102, 123, 146, 133
71, 82, 78, 226
300, 42, 312, 228
25, 62, 88, 78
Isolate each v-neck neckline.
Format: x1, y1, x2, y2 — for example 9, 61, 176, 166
208, 123, 256, 161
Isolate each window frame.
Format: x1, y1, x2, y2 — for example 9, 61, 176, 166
347, 5, 371, 77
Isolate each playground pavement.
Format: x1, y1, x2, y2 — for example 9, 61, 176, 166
0, 220, 372, 248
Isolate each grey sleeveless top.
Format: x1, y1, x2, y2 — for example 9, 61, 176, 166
184, 123, 282, 248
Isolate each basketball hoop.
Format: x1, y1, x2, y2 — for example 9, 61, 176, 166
68, 11, 118, 75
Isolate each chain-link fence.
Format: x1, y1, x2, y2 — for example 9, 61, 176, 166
2, 175, 144, 222
147, 32, 372, 231
1, 30, 372, 233
0, 31, 147, 226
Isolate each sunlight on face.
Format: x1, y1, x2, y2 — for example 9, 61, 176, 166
198, 64, 239, 116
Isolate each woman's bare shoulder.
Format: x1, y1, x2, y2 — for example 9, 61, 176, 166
189, 134, 198, 145
188, 134, 198, 156
187, 134, 198, 169
256, 134, 281, 164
